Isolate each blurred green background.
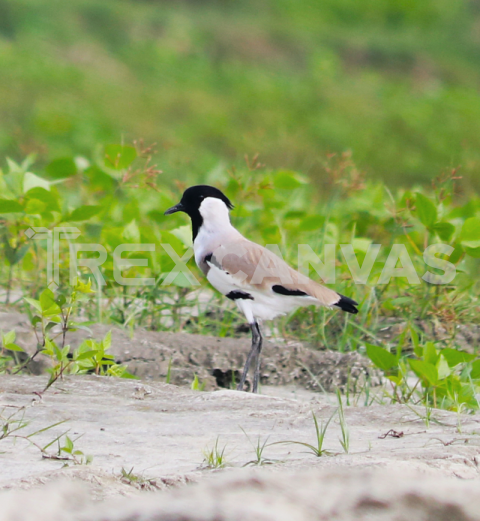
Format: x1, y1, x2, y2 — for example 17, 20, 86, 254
1, 0, 480, 190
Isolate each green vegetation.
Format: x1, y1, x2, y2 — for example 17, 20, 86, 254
273, 410, 337, 457
1, 0, 480, 188
0, 147, 479, 413
202, 437, 229, 469
1, 405, 91, 465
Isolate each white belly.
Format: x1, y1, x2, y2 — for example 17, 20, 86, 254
206, 263, 319, 322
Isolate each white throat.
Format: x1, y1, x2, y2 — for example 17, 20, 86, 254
193, 197, 240, 260
198, 197, 232, 232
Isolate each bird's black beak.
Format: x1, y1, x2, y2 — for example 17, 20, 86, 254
164, 202, 185, 215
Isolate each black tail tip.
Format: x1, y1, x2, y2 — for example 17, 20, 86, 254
335, 294, 359, 314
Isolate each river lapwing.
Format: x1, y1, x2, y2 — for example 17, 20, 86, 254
165, 185, 358, 393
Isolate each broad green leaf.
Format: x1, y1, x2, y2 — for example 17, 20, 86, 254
24, 199, 46, 214
104, 145, 137, 170
459, 217, 480, 245
69, 205, 102, 222
45, 158, 77, 179
2, 330, 15, 345
470, 360, 480, 379
415, 193, 437, 228
459, 216, 480, 256
365, 343, 397, 371
0, 199, 23, 213
409, 359, 438, 386
464, 245, 480, 258
432, 222, 455, 242
23, 172, 50, 192
56, 295, 67, 307
273, 170, 308, 190
5, 343, 24, 352
85, 166, 116, 189
441, 348, 476, 367
410, 327, 420, 353
448, 244, 464, 264
25, 187, 60, 212
102, 331, 112, 350
74, 350, 98, 361
423, 341, 439, 365
436, 355, 451, 380
24, 297, 42, 312
387, 375, 403, 386
40, 288, 55, 311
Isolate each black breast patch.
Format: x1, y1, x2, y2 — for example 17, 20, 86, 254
226, 291, 254, 301
204, 253, 223, 270
272, 285, 309, 297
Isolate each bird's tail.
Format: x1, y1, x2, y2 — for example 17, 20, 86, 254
334, 294, 359, 314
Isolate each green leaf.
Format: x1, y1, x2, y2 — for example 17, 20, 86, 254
102, 331, 112, 351
432, 222, 455, 242
449, 244, 465, 264
273, 170, 308, 190
25, 187, 61, 213
470, 360, 480, 380
415, 193, 437, 228
56, 295, 67, 307
464, 245, 480, 258
45, 158, 77, 179
409, 359, 438, 386
13, 244, 29, 265
410, 326, 420, 353
459, 217, 480, 246
0, 199, 23, 213
2, 330, 15, 345
24, 297, 42, 312
68, 205, 102, 221
24, 198, 46, 214
365, 343, 397, 371
39, 289, 61, 316
5, 343, 24, 352
2, 236, 15, 265
74, 350, 98, 361
436, 355, 451, 380
423, 341, 439, 365
23, 172, 50, 193
40, 288, 56, 311
64, 436, 74, 452
104, 145, 137, 170
441, 348, 476, 367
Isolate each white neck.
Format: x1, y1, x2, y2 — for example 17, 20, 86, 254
193, 198, 241, 260
198, 197, 234, 234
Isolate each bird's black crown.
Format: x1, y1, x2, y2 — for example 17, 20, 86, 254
180, 185, 233, 214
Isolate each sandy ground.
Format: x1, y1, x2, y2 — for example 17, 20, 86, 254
1, 374, 480, 520
1, 311, 480, 519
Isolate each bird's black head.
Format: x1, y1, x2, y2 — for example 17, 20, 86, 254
164, 185, 234, 240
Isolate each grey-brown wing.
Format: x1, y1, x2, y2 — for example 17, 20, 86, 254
210, 240, 341, 306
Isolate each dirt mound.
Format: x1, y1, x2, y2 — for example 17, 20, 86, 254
0, 312, 381, 392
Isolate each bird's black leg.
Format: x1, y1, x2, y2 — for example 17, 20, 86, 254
252, 322, 263, 393
237, 321, 262, 392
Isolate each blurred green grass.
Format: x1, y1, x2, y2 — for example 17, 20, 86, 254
1, 0, 480, 189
